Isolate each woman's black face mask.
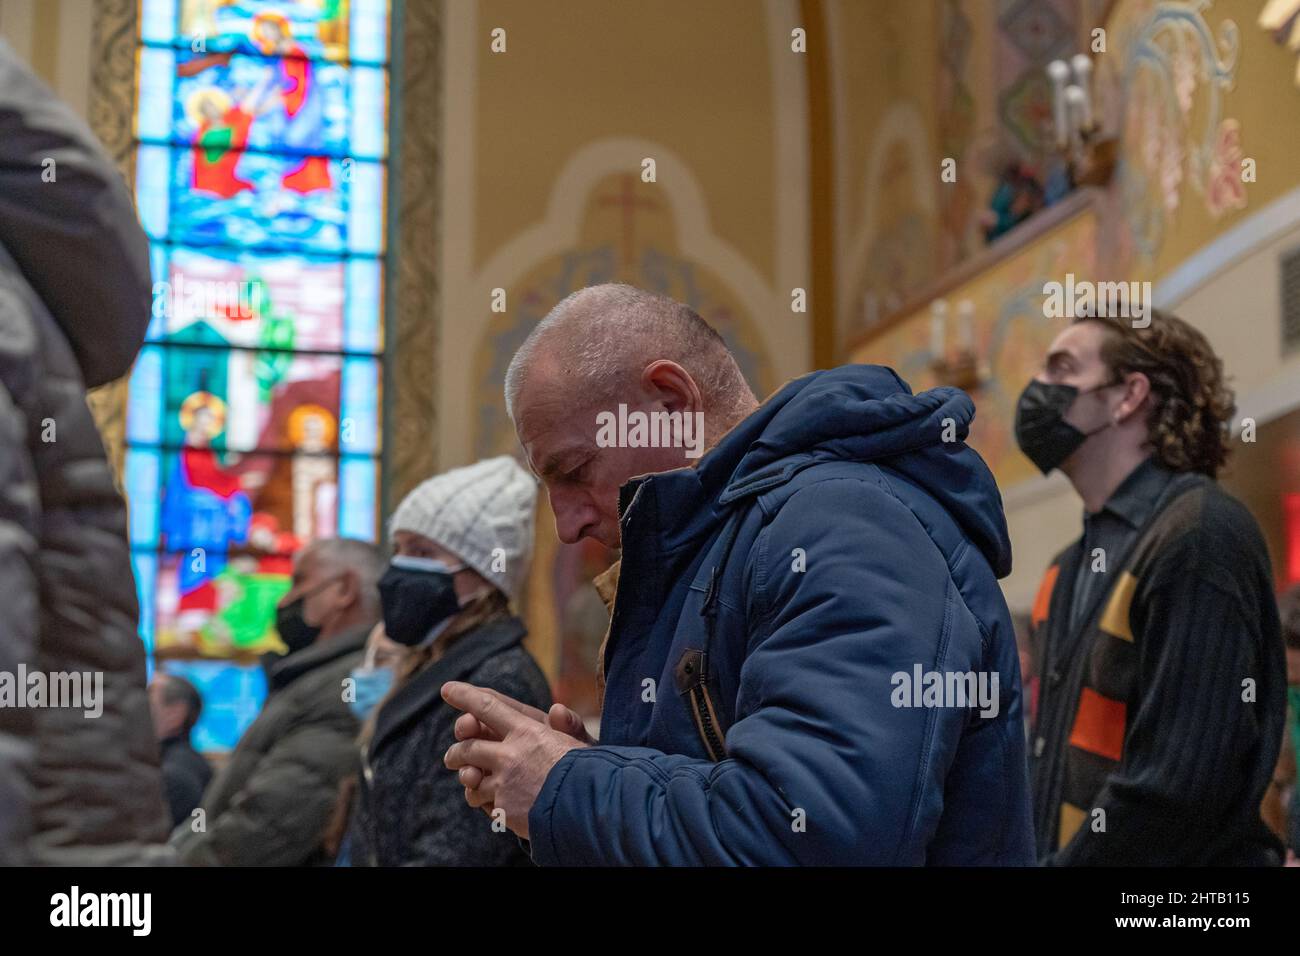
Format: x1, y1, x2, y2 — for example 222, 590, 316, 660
378, 555, 464, 647
1014, 378, 1117, 475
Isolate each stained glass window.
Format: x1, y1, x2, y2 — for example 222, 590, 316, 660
127, 0, 390, 751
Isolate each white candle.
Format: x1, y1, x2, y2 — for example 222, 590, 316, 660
957, 300, 975, 352
1047, 59, 1071, 148
930, 299, 948, 359
1065, 86, 1087, 149
1070, 54, 1095, 132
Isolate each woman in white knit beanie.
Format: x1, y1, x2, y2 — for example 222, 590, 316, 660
381, 453, 539, 643
341, 455, 553, 867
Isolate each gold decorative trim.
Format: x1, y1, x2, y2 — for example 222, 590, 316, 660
85, 0, 141, 486
386, 0, 442, 516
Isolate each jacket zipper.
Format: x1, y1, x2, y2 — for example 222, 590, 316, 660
694, 563, 728, 761
691, 679, 727, 761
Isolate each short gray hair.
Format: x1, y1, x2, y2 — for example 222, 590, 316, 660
308, 537, 383, 617
504, 284, 754, 422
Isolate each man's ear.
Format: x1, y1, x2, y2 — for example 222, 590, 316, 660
1117, 371, 1152, 424
641, 359, 702, 413
337, 568, 362, 611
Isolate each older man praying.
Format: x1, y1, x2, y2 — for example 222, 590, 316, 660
444, 283, 1034, 866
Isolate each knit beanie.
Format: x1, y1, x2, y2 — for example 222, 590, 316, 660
388, 455, 538, 602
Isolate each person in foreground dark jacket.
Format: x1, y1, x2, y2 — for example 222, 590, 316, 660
346, 456, 552, 867
150, 673, 213, 827
171, 537, 382, 865
0, 38, 173, 865
445, 284, 1034, 866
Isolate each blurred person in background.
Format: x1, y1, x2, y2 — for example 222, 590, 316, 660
171, 537, 382, 865
345, 456, 553, 866
1273, 585, 1300, 863
0, 40, 172, 865
1019, 310, 1287, 865
150, 673, 212, 828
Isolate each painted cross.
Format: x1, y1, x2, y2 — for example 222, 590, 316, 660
597, 174, 662, 271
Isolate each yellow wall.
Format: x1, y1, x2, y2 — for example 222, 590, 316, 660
472, 0, 779, 284
828, 0, 939, 345
0, 0, 93, 118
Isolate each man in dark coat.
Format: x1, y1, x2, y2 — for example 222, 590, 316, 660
444, 284, 1034, 865
172, 538, 381, 865
1016, 312, 1286, 865
149, 673, 213, 827
0, 39, 173, 865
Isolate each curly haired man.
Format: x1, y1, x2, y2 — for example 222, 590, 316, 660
1016, 309, 1287, 865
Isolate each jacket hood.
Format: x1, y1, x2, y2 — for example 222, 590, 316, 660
0, 40, 152, 388
703, 364, 1012, 577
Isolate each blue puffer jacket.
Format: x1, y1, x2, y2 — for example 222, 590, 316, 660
527, 365, 1035, 865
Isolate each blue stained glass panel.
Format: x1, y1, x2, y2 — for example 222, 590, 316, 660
345, 159, 385, 254
340, 356, 380, 455
140, 0, 179, 46
344, 258, 382, 351
338, 457, 377, 540
136, 46, 176, 141
126, 347, 164, 445
349, 66, 388, 158
350, 0, 390, 64
136, 144, 173, 237
134, 552, 159, 655
126, 448, 163, 546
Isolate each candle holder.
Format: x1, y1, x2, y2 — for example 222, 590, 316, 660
930, 349, 986, 392
1068, 126, 1119, 187
1048, 55, 1118, 188
929, 298, 987, 392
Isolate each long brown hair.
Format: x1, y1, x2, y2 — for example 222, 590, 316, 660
1079, 310, 1236, 477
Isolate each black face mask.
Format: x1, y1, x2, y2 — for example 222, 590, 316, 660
1014, 379, 1115, 475
378, 557, 464, 647
275, 576, 342, 655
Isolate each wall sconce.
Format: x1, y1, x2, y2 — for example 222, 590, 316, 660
1047, 54, 1118, 186
929, 298, 987, 392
